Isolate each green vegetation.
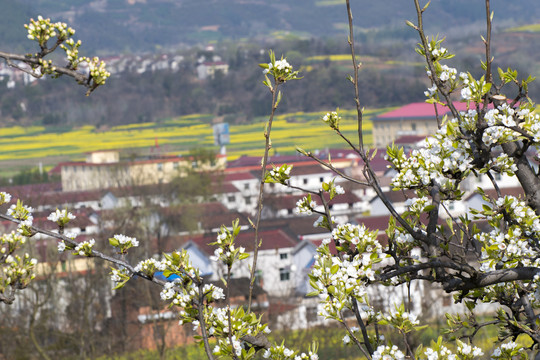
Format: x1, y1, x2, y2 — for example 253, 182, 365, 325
506, 23, 540, 33
93, 320, 509, 360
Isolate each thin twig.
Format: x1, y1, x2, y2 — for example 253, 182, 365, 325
345, 0, 364, 153
248, 79, 281, 311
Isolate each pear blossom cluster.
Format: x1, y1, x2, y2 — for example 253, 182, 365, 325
134, 258, 167, 277
263, 59, 292, 75
461, 85, 473, 100
209, 220, 248, 266
57, 232, 77, 253
310, 224, 384, 321
161, 278, 200, 308
387, 118, 472, 192
210, 305, 272, 358
1, 231, 25, 255
455, 340, 484, 360
481, 104, 523, 146
422, 342, 456, 360
47, 209, 76, 226
109, 267, 130, 289
490, 341, 522, 360
294, 196, 317, 215
425, 84, 437, 97
25, 16, 75, 45
477, 228, 539, 271
0, 192, 11, 205
109, 234, 139, 254
519, 104, 540, 143
60, 38, 82, 67
262, 344, 319, 360
439, 64, 457, 82
7, 202, 34, 226
259, 51, 301, 85
474, 194, 540, 273
486, 153, 517, 176
331, 223, 384, 256
379, 304, 421, 334
201, 300, 271, 358
404, 196, 430, 214
423, 36, 453, 62
80, 56, 111, 86
372, 345, 405, 360
497, 196, 540, 235
313, 215, 335, 230
265, 163, 293, 185
393, 230, 415, 250
23, 16, 110, 92
322, 178, 345, 200
7, 201, 34, 236
73, 239, 95, 256
322, 111, 341, 130
1, 253, 38, 295
427, 41, 449, 60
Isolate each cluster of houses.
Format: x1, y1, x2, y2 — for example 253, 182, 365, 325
0, 48, 228, 89
1, 101, 528, 350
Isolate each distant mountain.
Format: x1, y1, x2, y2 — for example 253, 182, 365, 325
0, 0, 538, 54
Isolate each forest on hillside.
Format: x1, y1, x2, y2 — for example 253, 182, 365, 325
1, 0, 539, 52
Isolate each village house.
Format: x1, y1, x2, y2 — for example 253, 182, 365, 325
372, 102, 472, 147
59, 150, 227, 192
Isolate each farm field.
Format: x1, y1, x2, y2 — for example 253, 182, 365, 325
0, 108, 387, 173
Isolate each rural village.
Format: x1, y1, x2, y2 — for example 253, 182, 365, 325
1, 100, 529, 351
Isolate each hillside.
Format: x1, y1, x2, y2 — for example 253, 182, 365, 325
0, 0, 539, 53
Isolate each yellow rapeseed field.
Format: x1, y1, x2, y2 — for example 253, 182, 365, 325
0, 109, 381, 164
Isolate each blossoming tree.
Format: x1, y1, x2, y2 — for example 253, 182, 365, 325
2, 0, 540, 359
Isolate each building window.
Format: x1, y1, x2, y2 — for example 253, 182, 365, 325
319, 177, 324, 183
280, 253, 288, 260
192, 161, 198, 168
303, 178, 308, 185
255, 270, 263, 285
244, 183, 249, 190
244, 196, 251, 205
157, 163, 163, 171
173, 162, 179, 170
228, 195, 236, 203
279, 268, 290, 281
411, 123, 417, 131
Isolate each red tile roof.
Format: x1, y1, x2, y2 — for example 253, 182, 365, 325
190, 228, 298, 255
224, 171, 257, 182
376, 102, 470, 120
